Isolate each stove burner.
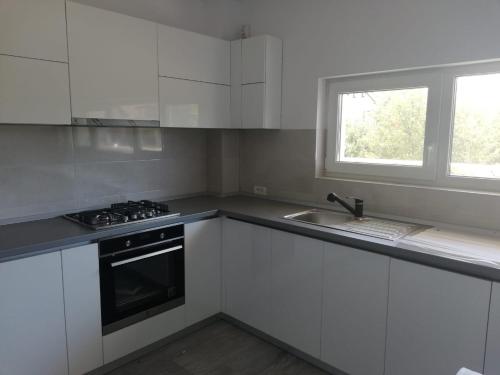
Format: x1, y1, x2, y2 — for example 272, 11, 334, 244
64, 200, 180, 230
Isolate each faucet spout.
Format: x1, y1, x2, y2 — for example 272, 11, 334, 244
327, 193, 364, 219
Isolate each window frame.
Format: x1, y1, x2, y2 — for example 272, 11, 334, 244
319, 60, 500, 193
325, 70, 442, 181
436, 62, 500, 191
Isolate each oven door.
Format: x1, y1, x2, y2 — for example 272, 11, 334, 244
99, 238, 184, 334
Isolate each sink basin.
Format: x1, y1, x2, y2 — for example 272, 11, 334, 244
283, 209, 352, 226
284, 209, 423, 240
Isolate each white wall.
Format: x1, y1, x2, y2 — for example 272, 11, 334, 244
240, 0, 500, 129
238, 0, 500, 230
75, 0, 243, 40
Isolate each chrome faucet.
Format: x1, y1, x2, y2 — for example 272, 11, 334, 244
327, 193, 364, 219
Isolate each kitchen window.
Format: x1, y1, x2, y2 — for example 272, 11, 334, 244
320, 61, 500, 191
449, 72, 500, 179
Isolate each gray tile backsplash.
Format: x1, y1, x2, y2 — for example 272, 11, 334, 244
3, 125, 499, 230
0, 126, 208, 224
239, 129, 500, 231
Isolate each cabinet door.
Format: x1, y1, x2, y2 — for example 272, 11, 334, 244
222, 218, 272, 334
321, 244, 389, 375
185, 218, 222, 326
67, 2, 158, 121
242, 83, 265, 129
0, 55, 70, 124
62, 244, 103, 375
0, 252, 68, 375
0, 0, 67, 62
230, 40, 242, 128
270, 230, 324, 357
485, 282, 500, 374
160, 77, 230, 128
158, 25, 230, 85
385, 259, 490, 375
242, 36, 267, 84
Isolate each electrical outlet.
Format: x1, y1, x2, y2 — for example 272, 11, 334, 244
253, 185, 268, 195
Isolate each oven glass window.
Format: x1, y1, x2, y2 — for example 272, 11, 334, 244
106, 245, 184, 319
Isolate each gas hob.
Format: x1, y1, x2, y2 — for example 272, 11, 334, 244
64, 200, 180, 230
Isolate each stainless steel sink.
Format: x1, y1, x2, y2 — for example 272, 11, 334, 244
284, 209, 422, 240
283, 209, 352, 226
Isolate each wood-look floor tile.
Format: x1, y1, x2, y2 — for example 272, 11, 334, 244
106, 321, 329, 375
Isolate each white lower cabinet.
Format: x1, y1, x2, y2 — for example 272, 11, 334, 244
103, 305, 186, 364
185, 218, 222, 326
485, 282, 500, 374
62, 244, 103, 375
385, 259, 491, 375
222, 218, 272, 334
321, 244, 389, 375
0, 252, 68, 375
270, 230, 324, 357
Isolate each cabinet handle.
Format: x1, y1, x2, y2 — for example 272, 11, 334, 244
111, 245, 182, 267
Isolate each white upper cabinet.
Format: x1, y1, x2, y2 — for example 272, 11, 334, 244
385, 259, 490, 375
0, 55, 71, 124
62, 244, 103, 375
231, 35, 282, 129
160, 77, 230, 128
321, 243, 389, 375
270, 230, 324, 357
0, 252, 68, 375
0, 0, 68, 62
242, 36, 267, 84
158, 25, 230, 85
185, 218, 222, 326
241, 83, 265, 130
485, 282, 500, 375
230, 40, 242, 128
67, 2, 159, 122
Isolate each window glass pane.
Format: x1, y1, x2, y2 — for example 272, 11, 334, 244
338, 87, 428, 166
450, 73, 500, 179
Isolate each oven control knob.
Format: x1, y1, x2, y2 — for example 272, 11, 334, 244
125, 240, 132, 248
160, 232, 165, 240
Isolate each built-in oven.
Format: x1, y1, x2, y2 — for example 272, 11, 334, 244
99, 224, 185, 335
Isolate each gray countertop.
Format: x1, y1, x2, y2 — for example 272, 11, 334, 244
1, 195, 500, 282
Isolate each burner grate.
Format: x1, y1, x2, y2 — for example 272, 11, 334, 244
64, 200, 179, 230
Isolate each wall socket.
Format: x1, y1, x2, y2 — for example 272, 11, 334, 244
253, 185, 268, 195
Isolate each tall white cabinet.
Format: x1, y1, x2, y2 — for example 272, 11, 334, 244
67, 2, 159, 123
270, 230, 324, 357
222, 218, 273, 334
231, 35, 282, 129
0, 252, 68, 375
62, 244, 103, 375
385, 259, 490, 375
321, 244, 389, 375
158, 25, 231, 128
185, 218, 222, 326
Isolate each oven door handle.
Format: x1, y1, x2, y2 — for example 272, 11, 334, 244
110, 245, 183, 267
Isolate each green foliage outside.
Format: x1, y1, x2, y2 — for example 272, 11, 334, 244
342, 90, 427, 162
342, 89, 500, 166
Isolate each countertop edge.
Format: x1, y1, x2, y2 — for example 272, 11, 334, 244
2, 197, 500, 283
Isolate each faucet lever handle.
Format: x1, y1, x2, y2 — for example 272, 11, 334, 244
346, 196, 363, 202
